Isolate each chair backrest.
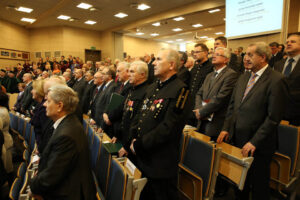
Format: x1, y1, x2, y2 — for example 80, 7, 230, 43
9, 112, 19, 131
96, 140, 112, 196
18, 117, 26, 136
106, 158, 127, 200
88, 126, 95, 148
179, 132, 187, 163
30, 129, 36, 152
91, 134, 101, 171
9, 177, 22, 200
182, 136, 215, 197
17, 162, 27, 180
23, 149, 30, 164
277, 124, 300, 176
24, 122, 32, 143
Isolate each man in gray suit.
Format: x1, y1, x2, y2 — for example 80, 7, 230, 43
194, 47, 238, 141
217, 42, 287, 200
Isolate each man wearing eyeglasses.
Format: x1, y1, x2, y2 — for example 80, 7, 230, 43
188, 43, 213, 126
194, 47, 238, 141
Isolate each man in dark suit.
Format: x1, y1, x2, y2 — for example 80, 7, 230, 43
214, 36, 243, 73
274, 32, 300, 126
217, 42, 287, 200
144, 54, 155, 84
129, 49, 189, 200
95, 67, 117, 134
21, 73, 34, 114
178, 51, 190, 85
89, 71, 104, 122
30, 85, 96, 200
194, 47, 238, 141
72, 68, 86, 102
82, 70, 95, 114
269, 42, 284, 68
103, 62, 132, 142
62, 71, 75, 88
188, 43, 214, 126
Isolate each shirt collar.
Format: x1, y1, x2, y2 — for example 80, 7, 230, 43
53, 115, 67, 130
214, 65, 227, 75
287, 54, 300, 64
105, 79, 113, 87
255, 64, 268, 77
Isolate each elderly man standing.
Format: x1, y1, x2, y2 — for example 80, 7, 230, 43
21, 73, 34, 114
194, 47, 238, 141
72, 68, 86, 102
30, 85, 96, 200
217, 42, 287, 200
129, 49, 189, 200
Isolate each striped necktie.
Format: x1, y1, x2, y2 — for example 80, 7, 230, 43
283, 58, 294, 76
243, 72, 257, 101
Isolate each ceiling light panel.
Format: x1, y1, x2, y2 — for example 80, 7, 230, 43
176, 39, 183, 41
152, 22, 160, 26
85, 20, 96, 25
77, 3, 92, 9
137, 4, 150, 10
16, 7, 33, 13
150, 33, 159, 36
192, 24, 203, 28
57, 15, 71, 20
172, 28, 182, 32
209, 9, 220, 13
114, 13, 128, 18
136, 32, 144, 35
21, 18, 36, 23
215, 32, 224, 35
173, 17, 184, 21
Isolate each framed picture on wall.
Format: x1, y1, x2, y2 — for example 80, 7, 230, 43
54, 51, 61, 57
45, 52, 51, 58
0, 48, 30, 61
35, 52, 41, 58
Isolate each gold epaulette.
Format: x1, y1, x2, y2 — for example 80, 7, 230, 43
176, 88, 190, 110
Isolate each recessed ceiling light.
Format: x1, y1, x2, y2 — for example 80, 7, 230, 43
172, 28, 182, 32
150, 33, 159, 36
192, 24, 203, 28
85, 20, 96, 25
77, 3, 92, 9
166, 41, 174, 43
209, 9, 220, 13
21, 18, 36, 23
200, 36, 208, 39
16, 7, 33, 13
136, 32, 144, 35
224, 18, 226, 21
152, 22, 160, 26
114, 12, 128, 18
176, 39, 183, 41
57, 15, 71, 20
137, 4, 150, 10
215, 32, 224, 35
173, 17, 184, 21
69, 18, 74, 22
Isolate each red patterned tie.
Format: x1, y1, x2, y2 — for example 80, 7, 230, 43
243, 72, 257, 101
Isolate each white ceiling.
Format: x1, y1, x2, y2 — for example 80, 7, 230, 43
0, 0, 226, 43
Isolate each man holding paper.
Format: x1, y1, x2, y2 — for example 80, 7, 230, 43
193, 47, 238, 141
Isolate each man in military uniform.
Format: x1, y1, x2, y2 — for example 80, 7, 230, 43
188, 43, 214, 126
118, 61, 149, 159
129, 49, 189, 200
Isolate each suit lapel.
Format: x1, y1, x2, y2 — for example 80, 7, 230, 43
240, 67, 271, 106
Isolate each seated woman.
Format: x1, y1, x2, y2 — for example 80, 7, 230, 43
30, 79, 48, 150
52, 63, 61, 76
0, 91, 13, 182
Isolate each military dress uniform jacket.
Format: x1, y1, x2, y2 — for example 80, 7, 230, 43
122, 81, 148, 147
131, 75, 189, 179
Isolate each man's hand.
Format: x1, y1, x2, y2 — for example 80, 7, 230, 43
103, 113, 112, 125
242, 142, 256, 157
111, 137, 117, 143
193, 109, 201, 120
130, 139, 136, 154
217, 131, 229, 143
90, 119, 96, 125
118, 147, 128, 157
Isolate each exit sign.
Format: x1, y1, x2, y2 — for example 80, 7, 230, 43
91, 46, 96, 50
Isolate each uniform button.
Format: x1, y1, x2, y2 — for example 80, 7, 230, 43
153, 95, 156, 97
143, 114, 145, 116
139, 120, 142, 122
138, 127, 141, 130
150, 101, 152, 103
156, 89, 159, 91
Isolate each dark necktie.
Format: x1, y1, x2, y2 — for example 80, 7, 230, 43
283, 58, 294, 76
118, 83, 124, 94
208, 72, 218, 91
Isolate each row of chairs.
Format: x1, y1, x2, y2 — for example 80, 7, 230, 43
83, 119, 147, 200
179, 120, 300, 200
